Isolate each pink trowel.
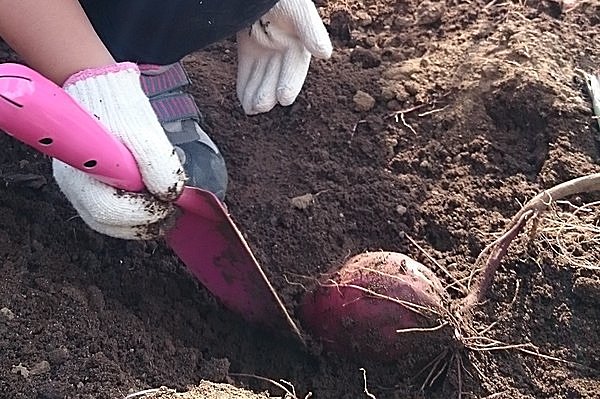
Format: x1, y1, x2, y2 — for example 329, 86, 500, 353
0, 63, 301, 338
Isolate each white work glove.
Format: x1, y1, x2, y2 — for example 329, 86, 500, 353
53, 63, 186, 240
236, 0, 333, 115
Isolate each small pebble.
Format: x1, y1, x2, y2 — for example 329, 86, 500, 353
396, 205, 408, 215
30, 360, 51, 376
415, 0, 446, 25
355, 10, 373, 26
1, 307, 15, 320
11, 364, 29, 378
353, 90, 376, 112
291, 194, 314, 210
382, 58, 422, 79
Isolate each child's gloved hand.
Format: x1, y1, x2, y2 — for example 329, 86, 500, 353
53, 62, 186, 240
236, 0, 332, 115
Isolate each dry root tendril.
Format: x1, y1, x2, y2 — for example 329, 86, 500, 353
411, 173, 600, 396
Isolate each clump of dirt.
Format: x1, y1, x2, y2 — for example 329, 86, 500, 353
1, 1, 599, 398
128, 381, 269, 399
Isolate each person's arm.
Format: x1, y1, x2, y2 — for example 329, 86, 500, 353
0, 0, 115, 84
0, 1, 186, 240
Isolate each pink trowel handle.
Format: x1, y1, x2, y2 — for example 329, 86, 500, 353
0, 63, 144, 192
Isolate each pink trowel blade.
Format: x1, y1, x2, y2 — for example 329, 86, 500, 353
0, 63, 302, 338
167, 188, 288, 322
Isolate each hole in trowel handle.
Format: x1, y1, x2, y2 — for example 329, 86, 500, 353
35, 137, 97, 170
83, 160, 97, 169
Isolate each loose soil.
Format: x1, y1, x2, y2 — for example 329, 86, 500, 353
1, 1, 600, 398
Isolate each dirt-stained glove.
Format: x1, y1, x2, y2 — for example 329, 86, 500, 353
52, 63, 186, 240
236, 0, 332, 115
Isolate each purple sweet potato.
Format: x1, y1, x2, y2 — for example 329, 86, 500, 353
300, 251, 450, 359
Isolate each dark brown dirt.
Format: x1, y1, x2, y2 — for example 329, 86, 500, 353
1, 1, 600, 398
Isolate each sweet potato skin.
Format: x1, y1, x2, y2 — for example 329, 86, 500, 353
300, 252, 449, 359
